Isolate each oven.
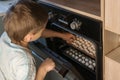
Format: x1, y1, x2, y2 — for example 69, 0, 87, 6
28, 1, 103, 80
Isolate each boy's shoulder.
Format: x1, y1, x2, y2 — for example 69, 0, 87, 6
0, 32, 10, 42
0, 31, 30, 59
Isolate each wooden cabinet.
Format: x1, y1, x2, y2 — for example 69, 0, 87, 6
105, 47, 120, 80
105, 0, 120, 34
39, 0, 102, 20
104, 30, 120, 54
104, 1, 120, 79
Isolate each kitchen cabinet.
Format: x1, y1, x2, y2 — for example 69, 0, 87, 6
105, 47, 120, 80
105, 0, 120, 34
39, 0, 102, 20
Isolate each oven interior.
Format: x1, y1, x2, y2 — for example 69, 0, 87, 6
29, 2, 103, 80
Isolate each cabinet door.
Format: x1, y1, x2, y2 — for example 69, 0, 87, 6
105, 47, 120, 80
105, 0, 120, 34
105, 56, 120, 80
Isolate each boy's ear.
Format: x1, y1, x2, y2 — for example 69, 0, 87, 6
23, 33, 33, 42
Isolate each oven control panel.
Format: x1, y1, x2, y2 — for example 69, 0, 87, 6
70, 18, 82, 30
48, 11, 82, 31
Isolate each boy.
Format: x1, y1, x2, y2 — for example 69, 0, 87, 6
0, 0, 75, 80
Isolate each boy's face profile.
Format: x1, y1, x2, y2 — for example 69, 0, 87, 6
23, 27, 45, 43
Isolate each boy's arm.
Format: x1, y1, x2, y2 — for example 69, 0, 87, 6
35, 67, 47, 80
36, 58, 55, 80
41, 29, 75, 43
41, 29, 63, 38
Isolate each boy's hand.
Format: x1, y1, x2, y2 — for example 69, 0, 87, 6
40, 58, 55, 72
61, 33, 75, 44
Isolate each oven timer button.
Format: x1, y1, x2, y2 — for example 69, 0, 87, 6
70, 18, 82, 30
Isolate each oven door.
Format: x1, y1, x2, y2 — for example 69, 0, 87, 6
29, 42, 84, 80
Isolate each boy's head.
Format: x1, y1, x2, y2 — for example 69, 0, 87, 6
3, 0, 48, 43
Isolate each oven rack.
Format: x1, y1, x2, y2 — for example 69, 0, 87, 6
51, 22, 97, 45
51, 22, 97, 59
59, 45, 96, 74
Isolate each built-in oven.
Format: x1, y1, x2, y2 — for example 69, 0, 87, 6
29, 1, 103, 80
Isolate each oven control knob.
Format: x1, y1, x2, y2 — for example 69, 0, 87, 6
70, 18, 82, 30
48, 11, 56, 20
70, 21, 77, 30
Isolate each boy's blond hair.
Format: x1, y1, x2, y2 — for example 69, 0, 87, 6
3, 0, 48, 42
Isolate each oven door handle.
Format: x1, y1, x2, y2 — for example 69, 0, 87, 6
32, 51, 69, 77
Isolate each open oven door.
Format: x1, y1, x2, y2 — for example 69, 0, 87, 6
28, 42, 85, 80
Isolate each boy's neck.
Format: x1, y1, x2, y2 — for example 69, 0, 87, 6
11, 40, 29, 48
20, 41, 29, 48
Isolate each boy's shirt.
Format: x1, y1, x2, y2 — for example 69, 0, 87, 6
0, 32, 36, 80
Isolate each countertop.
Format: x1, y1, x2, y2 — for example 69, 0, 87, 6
0, 0, 18, 16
